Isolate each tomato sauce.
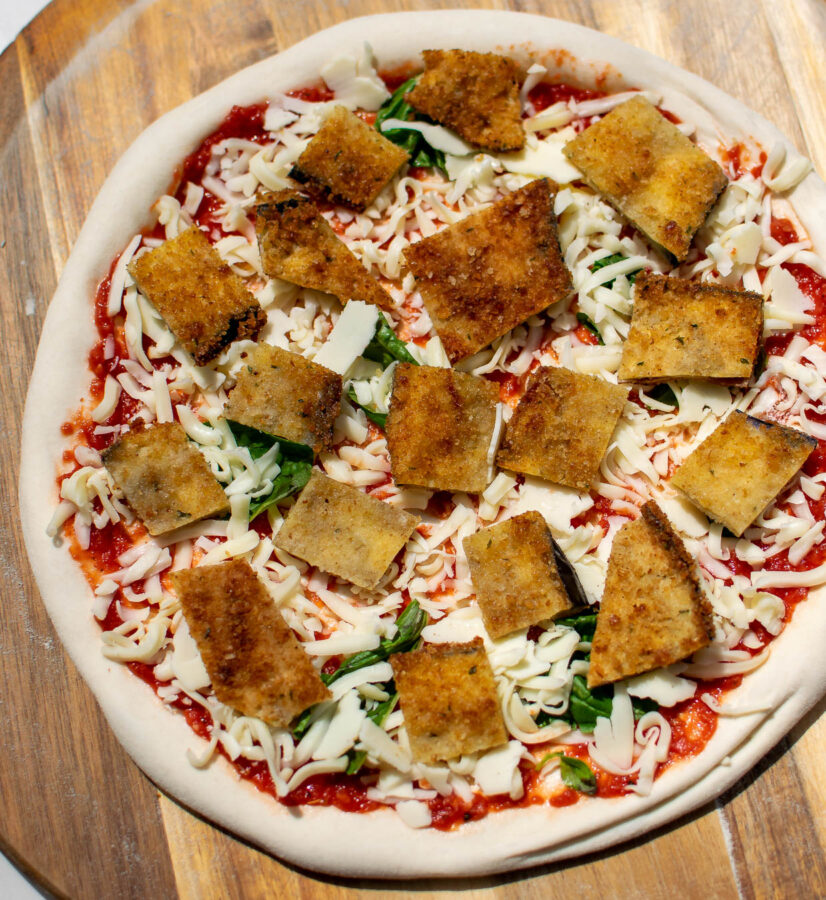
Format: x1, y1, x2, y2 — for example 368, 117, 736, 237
59, 82, 826, 830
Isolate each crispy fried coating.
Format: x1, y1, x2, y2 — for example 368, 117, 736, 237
497, 366, 629, 491
563, 95, 727, 261
224, 343, 342, 453
671, 410, 816, 536
128, 226, 265, 365
588, 502, 713, 688
102, 422, 229, 536
390, 638, 508, 764
406, 49, 525, 151
172, 560, 330, 726
274, 471, 418, 590
404, 179, 572, 362
290, 106, 409, 211
255, 190, 395, 311
386, 363, 498, 494
464, 511, 573, 638
619, 273, 763, 385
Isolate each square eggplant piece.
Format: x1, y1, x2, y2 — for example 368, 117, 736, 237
256, 190, 395, 311
464, 511, 574, 638
386, 363, 499, 494
224, 344, 342, 453
102, 422, 229, 536
406, 49, 525, 152
128, 226, 265, 365
172, 559, 330, 727
390, 638, 508, 764
274, 471, 418, 590
563, 95, 727, 261
497, 366, 629, 491
671, 410, 816, 536
291, 106, 409, 211
404, 178, 572, 363
588, 502, 713, 688
619, 273, 763, 384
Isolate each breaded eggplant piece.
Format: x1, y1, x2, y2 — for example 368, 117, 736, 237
102, 421, 229, 536
224, 343, 342, 454
497, 366, 629, 491
406, 49, 525, 151
390, 638, 508, 764
588, 501, 713, 688
386, 363, 499, 494
404, 178, 572, 362
563, 95, 728, 261
463, 511, 574, 638
290, 106, 409, 211
671, 410, 816, 536
172, 559, 330, 727
255, 190, 395, 311
619, 273, 763, 385
128, 226, 265, 365
274, 471, 418, 590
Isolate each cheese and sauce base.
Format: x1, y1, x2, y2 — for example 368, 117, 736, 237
22, 11, 826, 876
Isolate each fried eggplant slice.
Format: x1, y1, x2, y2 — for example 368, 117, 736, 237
255, 190, 395, 311
563, 95, 727, 261
274, 470, 418, 590
172, 559, 330, 726
404, 178, 572, 362
406, 49, 525, 151
497, 366, 629, 491
290, 106, 409, 211
619, 273, 763, 384
386, 363, 498, 494
463, 511, 574, 638
390, 638, 508, 764
671, 410, 816, 536
128, 226, 265, 365
102, 422, 229, 536
588, 501, 713, 688
224, 343, 342, 454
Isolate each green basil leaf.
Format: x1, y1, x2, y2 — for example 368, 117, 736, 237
559, 755, 598, 795
554, 613, 598, 642
226, 420, 313, 463
248, 458, 312, 518
646, 384, 679, 408
362, 318, 419, 369
575, 312, 605, 345
375, 76, 448, 176
322, 601, 427, 686
347, 385, 387, 428
588, 253, 641, 288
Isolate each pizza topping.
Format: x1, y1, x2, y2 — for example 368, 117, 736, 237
275, 470, 418, 590
255, 190, 396, 311
128, 226, 266, 365
497, 366, 629, 491
223, 343, 342, 453
619, 272, 764, 384
563, 95, 728, 261
386, 363, 498, 493
390, 638, 508, 764
172, 559, 331, 726
671, 410, 817, 536
404, 178, 573, 362
406, 49, 525, 152
101, 422, 229, 536
464, 511, 574, 638
588, 501, 713, 688
290, 105, 409, 210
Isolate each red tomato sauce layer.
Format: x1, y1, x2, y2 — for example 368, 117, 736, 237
61, 94, 826, 830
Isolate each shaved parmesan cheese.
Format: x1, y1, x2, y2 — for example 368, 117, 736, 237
422, 607, 486, 645
380, 118, 476, 156
762, 141, 812, 192
626, 667, 696, 707
499, 132, 582, 184
312, 300, 379, 374
359, 718, 412, 772
321, 44, 390, 112
657, 493, 710, 539
763, 265, 815, 330
312, 690, 366, 760
472, 741, 525, 798
395, 800, 433, 828
509, 478, 593, 535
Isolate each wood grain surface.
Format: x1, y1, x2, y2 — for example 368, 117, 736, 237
3, 0, 826, 897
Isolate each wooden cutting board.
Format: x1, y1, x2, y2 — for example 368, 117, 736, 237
3, 0, 826, 896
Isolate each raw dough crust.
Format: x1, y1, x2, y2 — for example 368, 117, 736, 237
18, 10, 826, 879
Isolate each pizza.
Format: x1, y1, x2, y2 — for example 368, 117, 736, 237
19, 11, 826, 879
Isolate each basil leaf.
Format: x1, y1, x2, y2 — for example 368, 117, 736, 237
346, 690, 399, 774
362, 318, 419, 369
227, 420, 313, 463
291, 705, 315, 740
555, 613, 597, 642
322, 601, 427, 686
535, 751, 597, 795
248, 458, 312, 518
575, 312, 605, 345
647, 384, 678, 408
347, 385, 387, 428
589, 253, 641, 288
568, 675, 613, 733
375, 76, 448, 175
